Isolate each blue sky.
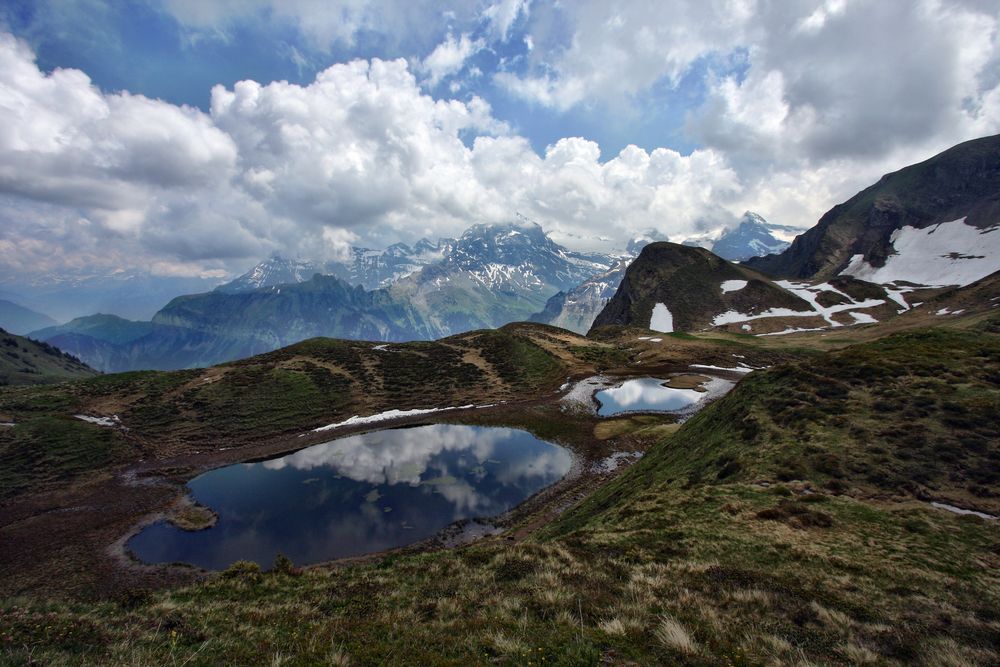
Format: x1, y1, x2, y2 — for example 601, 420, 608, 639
0, 0, 997, 277
1, 0, 718, 158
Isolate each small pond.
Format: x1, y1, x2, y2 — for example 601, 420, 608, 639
128, 424, 573, 570
595, 377, 702, 416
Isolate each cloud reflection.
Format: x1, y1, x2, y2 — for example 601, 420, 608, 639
597, 378, 701, 414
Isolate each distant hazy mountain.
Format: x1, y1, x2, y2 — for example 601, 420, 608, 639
30, 314, 154, 346
216, 239, 450, 293
530, 258, 631, 334
34, 219, 619, 371
0, 299, 57, 335
745, 133, 1000, 283
0, 270, 222, 322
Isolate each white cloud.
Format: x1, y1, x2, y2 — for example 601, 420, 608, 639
481, 0, 531, 42
419, 32, 484, 87
0, 32, 756, 276
2, 0, 1000, 281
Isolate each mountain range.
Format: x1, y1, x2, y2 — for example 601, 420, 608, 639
30, 219, 621, 371
593, 134, 1000, 336
18, 134, 1000, 372
0, 299, 57, 335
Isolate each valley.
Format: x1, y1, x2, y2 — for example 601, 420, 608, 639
0, 303, 996, 665
1, 126, 999, 666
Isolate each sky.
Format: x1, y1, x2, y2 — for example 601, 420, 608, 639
0, 0, 998, 279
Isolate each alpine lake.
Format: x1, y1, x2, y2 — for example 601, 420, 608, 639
128, 424, 573, 570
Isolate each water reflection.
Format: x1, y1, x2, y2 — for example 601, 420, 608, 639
595, 377, 701, 416
128, 424, 572, 570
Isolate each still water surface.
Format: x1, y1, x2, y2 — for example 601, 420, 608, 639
128, 424, 572, 569
595, 377, 702, 416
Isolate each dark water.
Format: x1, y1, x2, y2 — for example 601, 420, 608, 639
595, 377, 701, 416
128, 424, 573, 570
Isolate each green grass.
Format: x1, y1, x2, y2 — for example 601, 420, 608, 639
1, 327, 998, 665
0, 326, 574, 495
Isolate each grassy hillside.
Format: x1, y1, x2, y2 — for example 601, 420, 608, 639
0, 324, 590, 500
2, 323, 996, 665
0, 328, 96, 386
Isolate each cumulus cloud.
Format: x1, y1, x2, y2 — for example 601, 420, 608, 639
2, 0, 999, 280
502, 0, 1000, 220
419, 32, 484, 87
0, 31, 758, 277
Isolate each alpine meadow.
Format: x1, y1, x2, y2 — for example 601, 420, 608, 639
1, 2, 999, 665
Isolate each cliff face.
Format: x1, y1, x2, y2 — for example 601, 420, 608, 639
745, 133, 1000, 280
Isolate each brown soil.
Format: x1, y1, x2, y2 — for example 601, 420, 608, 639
0, 390, 671, 601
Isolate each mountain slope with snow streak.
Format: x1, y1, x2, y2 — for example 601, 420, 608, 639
840, 218, 1000, 287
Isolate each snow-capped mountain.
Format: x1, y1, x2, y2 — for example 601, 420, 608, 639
387, 218, 621, 335
530, 258, 631, 334
681, 212, 798, 262
215, 255, 324, 293
0, 269, 223, 322
431, 218, 613, 294
220, 217, 616, 308
711, 212, 797, 261
217, 240, 450, 293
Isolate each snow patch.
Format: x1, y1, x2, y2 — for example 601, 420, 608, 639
560, 376, 614, 413
720, 280, 748, 293
592, 451, 643, 474
690, 363, 756, 374
850, 312, 878, 324
74, 414, 121, 428
312, 405, 482, 432
759, 327, 827, 336
840, 218, 1000, 286
930, 501, 996, 520
775, 280, 885, 326
649, 303, 674, 333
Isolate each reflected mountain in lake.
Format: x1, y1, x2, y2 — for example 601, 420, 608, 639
128, 424, 572, 570
595, 377, 702, 416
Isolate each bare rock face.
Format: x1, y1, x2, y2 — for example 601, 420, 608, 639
530, 259, 631, 334
590, 242, 810, 333
745, 133, 1000, 280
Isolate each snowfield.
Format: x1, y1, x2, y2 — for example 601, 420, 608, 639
649, 303, 674, 332
721, 280, 748, 293
840, 218, 1000, 286
713, 280, 885, 328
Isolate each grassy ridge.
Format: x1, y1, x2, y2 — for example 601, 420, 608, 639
0, 328, 96, 386
2, 326, 997, 665
0, 327, 576, 499
552, 328, 1000, 537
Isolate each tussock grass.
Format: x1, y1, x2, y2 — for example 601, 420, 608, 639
654, 615, 697, 654
2, 328, 999, 665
